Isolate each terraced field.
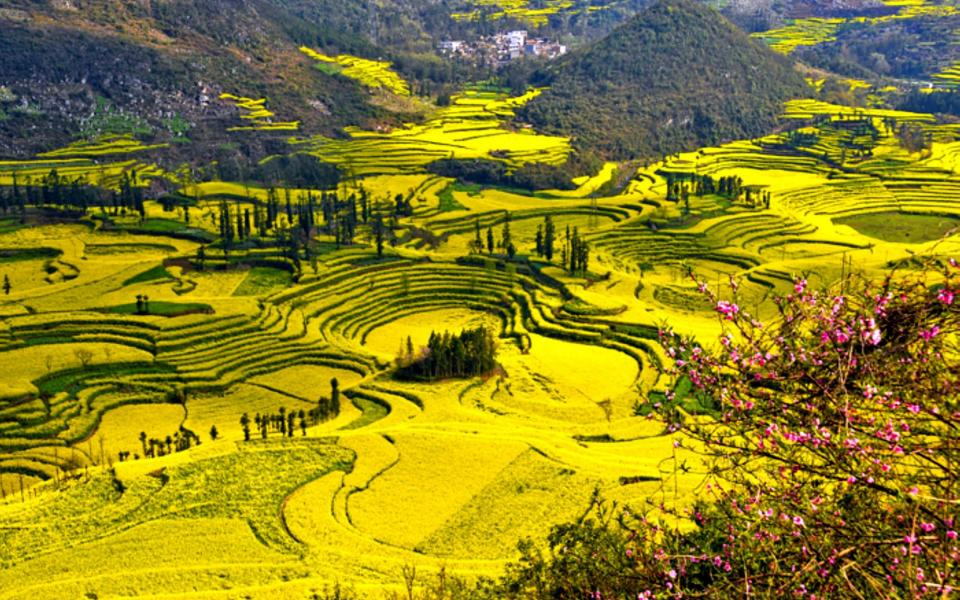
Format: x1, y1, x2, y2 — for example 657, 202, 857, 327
753, 0, 960, 58
300, 48, 411, 96
1, 90, 959, 598
295, 87, 570, 178
219, 94, 301, 132
450, 0, 617, 26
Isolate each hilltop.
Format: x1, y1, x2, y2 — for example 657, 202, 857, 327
516, 0, 808, 160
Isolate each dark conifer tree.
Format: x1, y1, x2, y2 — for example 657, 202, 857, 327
330, 378, 340, 416
544, 215, 555, 261
240, 413, 251, 441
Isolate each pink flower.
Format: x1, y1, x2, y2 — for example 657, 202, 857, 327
793, 516, 805, 527
920, 522, 935, 533
716, 300, 739, 320
947, 530, 958, 540
938, 288, 955, 305
794, 278, 807, 294
919, 326, 940, 341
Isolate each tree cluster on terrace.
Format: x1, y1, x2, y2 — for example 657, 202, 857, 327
663, 172, 771, 210
122, 426, 201, 461
246, 408, 309, 440
396, 326, 497, 380
470, 212, 518, 258
534, 214, 557, 261
213, 186, 393, 269
238, 379, 341, 441
562, 225, 590, 275
0, 169, 146, 219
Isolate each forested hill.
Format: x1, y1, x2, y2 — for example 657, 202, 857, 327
516, 0, 809, 161
0, 0, 401, 157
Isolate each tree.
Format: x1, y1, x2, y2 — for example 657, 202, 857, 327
500, 212, 512, 254
196, 245, 206, 271
486, 227, 494, 254
474, 218, 484, 254
209, 425, 218, 441
2, 274, 10, 295
483, 264, 960, 598
330, 378, 340, 416
74, 348, 94, 368
396, 326, 497, 380
373, 212, 385, 258
646, 266, 960, 597
544, 215, 555, 261
139, 431, 147, 457
240, 413, 251, 442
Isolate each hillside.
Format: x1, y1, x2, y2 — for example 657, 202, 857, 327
516, 0, 809, 160
0, 0, 402, 158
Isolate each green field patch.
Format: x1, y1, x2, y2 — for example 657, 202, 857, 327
122, 265, 174, 287
34, 361, 176, 397
561, 298, 625, 316
132, 219, 189, 233
102, 301, 214, 317
0, 220, 25, 235
653, 285, 714, 312
86, 243, 178, 256
834, 211, 960, 243
232, 267, 293, 297
0, 248, 61, 263
117, 219, 215, 243
437, 182, 468, 212
340, 395, 390, 430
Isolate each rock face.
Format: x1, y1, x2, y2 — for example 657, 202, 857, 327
517, 0, 808, 160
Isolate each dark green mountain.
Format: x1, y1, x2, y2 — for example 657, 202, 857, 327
516, 0, 809, 160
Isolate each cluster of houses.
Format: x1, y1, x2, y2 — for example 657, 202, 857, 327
438, 30, 567, 65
